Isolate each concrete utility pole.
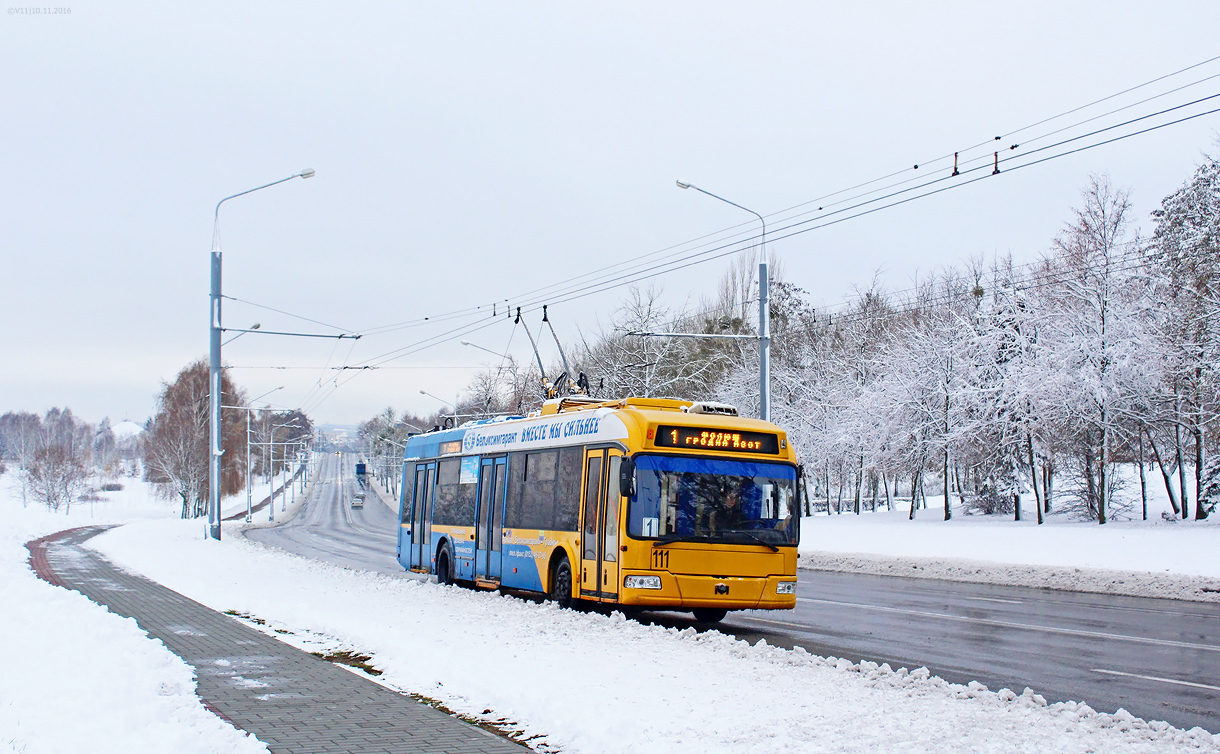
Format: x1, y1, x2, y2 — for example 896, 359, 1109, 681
208, 170, 313, 541
676, 181, 770, 421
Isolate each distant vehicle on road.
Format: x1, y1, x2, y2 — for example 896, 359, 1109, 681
355, 461, 367, 489
352, 492, 365, 509
395, 396, 800, 623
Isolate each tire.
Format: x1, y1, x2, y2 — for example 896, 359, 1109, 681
692, 608, 728, 624
548, 555, 574, 609
436, 546, 454, 586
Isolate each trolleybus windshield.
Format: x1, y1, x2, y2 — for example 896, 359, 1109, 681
627, 455, 798, 546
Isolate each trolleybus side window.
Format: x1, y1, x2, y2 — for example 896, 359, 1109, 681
523, 451, 558, 526
504, 448, 583, 531
583, 454, 602, 560
415, 465, 432, 544
604, 455, 620, 562
434, 458, 477, 526
554, 446, 582, 531
476, 463, 492, 534
491, 461, 506, 551
400, 462, 416, 524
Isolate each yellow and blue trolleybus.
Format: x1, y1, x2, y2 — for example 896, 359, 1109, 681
395, 396, 800, 622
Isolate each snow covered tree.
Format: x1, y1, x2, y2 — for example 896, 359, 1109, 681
1150, 156, 1220, 519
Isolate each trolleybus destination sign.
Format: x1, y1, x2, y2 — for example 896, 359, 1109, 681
653, 425, 779, 454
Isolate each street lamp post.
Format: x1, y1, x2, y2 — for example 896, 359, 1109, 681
220, 386, 282, 524
209, 169, 314, 540
266, 419, 300, 520
676, 180, 770, 422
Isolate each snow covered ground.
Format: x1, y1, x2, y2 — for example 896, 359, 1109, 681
87, 517, 1219, 753
799, 473, 1220, 602
7, 465, 1220, 752
0, 472, 267, 753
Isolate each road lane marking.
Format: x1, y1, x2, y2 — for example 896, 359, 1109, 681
958, 596, 1024, 604
798, 594, 1024, 606
1091, 668, 1220, 692
793, 597, 1220, 653
737, 616, 813, 631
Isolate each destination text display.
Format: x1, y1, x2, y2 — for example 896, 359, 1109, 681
654, 426, 779, 454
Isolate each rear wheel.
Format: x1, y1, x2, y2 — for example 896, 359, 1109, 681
436, 546, 454, 586
692, 608, 728, 624
548, 555, 574, 609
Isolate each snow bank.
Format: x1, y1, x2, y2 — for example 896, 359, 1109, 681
0, 473, 267, 754
93, 518, 1220, 753
799, 504, 1220, 601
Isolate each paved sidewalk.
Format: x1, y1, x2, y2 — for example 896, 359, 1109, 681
26, 526, 525, 754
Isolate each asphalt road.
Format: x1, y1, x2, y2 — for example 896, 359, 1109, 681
248, 453, 1220, 734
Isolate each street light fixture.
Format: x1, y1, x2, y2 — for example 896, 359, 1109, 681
419, 389, 456, 409
460, 339, 503, 358
209, 169, 314, 541
675, 180, 771, 422
461, 340, 521, 411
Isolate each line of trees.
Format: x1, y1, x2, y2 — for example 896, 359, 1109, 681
440, 157, 1220, 525
0, 408, 131, 512
142, 359, 314, 519
2, 361, 314, 518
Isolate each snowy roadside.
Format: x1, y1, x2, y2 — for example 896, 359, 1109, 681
0, 474, 267, 754
798, 506, 1220, 602
93, 518, 1219, 753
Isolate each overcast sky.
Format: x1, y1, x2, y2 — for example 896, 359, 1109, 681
3, 1, 1219, 427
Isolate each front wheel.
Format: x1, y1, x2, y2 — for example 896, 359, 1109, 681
692, 608, 728, 624
548, 555, 574, 609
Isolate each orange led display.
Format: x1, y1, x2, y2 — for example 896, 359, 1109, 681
653, 426, 779, 454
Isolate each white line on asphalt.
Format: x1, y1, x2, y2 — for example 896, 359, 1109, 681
799, 594, 1024, 606
738, 616, 813, 631
792, 597, 1220, 653
959, 596, 1024, 604
1090, 668, 1220, 692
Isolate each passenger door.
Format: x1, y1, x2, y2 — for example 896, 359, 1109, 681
475, 456, 507, 580
411, 462, 435, 569
580, 448, 623, 601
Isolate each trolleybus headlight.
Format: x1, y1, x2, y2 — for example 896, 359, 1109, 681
776, 581, 797, 595
624, 575, 662, 590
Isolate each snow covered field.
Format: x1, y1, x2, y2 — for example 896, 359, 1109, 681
0, 473, 267, 754
90, 517, 1218, 753
799, 483, 1220, 602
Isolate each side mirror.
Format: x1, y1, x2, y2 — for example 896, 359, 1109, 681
619, 457, 636, 498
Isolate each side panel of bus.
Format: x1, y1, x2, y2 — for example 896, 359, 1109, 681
500, 448, 583, 593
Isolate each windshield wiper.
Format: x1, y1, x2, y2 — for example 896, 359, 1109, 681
653, 534, 710, 546
733, 531, 780, 552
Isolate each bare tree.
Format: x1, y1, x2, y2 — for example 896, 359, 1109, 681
143, 360, 248, 518
25, 445, 89, 513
